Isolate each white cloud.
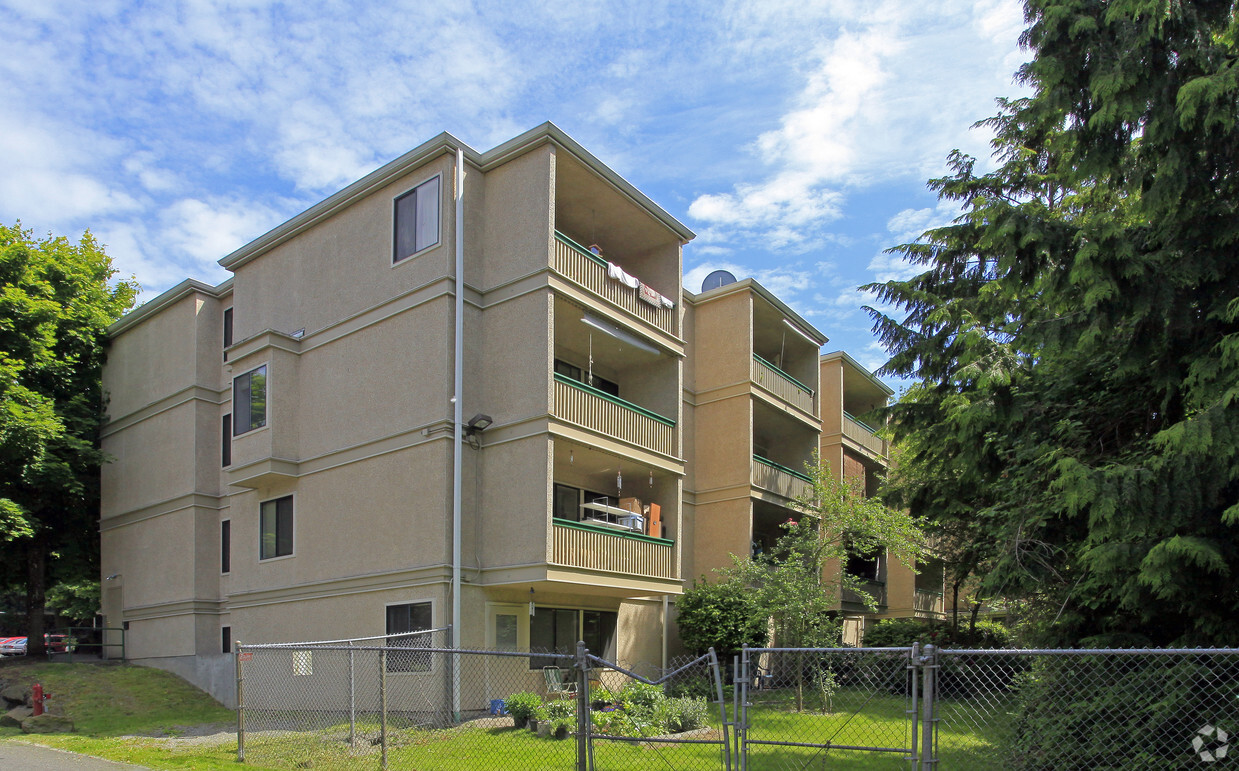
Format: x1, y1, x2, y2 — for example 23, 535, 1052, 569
688, 0, 1025, 247
684, 260, 813, 298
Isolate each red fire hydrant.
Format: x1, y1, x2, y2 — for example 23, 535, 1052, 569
31, 683, 49, 717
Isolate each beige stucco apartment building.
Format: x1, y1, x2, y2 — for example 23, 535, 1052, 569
99, 124, 941, 705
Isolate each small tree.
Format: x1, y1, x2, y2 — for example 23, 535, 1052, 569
723, 452, 924, 709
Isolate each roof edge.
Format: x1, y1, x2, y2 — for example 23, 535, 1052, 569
218, 122, 694, 274
684, 278, 828, 346
821, 350, 895, 396
109, 277, 231, 337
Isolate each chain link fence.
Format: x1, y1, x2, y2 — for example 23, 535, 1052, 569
933, 648, 1239, 770
236, 635, 1239, 770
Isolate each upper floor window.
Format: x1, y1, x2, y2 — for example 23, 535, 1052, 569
233, 365, 267, 435
223, 307, 234, 349
259, 495, 293, 560
393, 175, 440, 263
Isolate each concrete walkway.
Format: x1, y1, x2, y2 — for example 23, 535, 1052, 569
0, 742, 151, 770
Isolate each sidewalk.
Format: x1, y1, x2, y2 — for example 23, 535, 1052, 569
0, 742, 151, 770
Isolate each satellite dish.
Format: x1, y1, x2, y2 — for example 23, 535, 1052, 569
701, 270, 737, 292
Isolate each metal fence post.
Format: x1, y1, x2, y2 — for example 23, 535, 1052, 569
909, 641, 920, 767
707, 648, 733, 771
920, 644, 937, 771
380, 648, 388, 771
575, 641, 590, 771
348, 641, 356, 748
739, 645, 749, 771
235, 642, 245, 763
733, 654, 740, 767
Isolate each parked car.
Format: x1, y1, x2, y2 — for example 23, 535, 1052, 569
0, 636, 28, 656
44, 634, 74, 653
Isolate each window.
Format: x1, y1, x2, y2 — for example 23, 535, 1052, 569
554, 358, 619, 397
530, 608, 616, 668
554, 483, 581, 522
221, 520, 231, 573
233, 366, 267, 435
393, 176, 440, 263
221, 626, 232, 654
386, 602, 432, 672
222, 307, 233, 360
259, 496, 293, 560
845, 544, 882, 582
221, 414, 232, 467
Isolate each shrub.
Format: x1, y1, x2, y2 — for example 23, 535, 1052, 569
663, 696, 709, 733
676, 577, 767, 656
862, 618, 951, 648
618, 680, 665, 716
543, 699, 574, 721
810, 664, 839, 714
504, 692, 542, 723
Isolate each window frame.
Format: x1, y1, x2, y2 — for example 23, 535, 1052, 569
392, 174, 442, 265
528, 605, 617, 669
221, 625, 232, 654
221, 519, 231, 574
385, 600, 434, 672
222, 306, 233, 360
232, 364, 268, 436
259, 494, 294, 561
221, 414, 232, 467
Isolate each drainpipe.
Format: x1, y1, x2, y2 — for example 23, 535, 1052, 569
451, 147, 464, 721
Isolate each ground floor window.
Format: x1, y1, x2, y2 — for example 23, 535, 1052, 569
386, 602, 432, 672
529, 607, 616, 667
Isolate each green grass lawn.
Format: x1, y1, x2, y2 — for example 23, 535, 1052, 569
0, 659, 1005, 770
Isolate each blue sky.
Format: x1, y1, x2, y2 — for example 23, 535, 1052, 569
0, 0, 1027, 382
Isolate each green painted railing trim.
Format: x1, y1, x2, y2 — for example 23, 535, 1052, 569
554, 372, 676, 427
554, 231, 608, 268
553, 517, 674, 546
753, 454, 813, 484
752, 353, 814, 396
843, 411, 878, 434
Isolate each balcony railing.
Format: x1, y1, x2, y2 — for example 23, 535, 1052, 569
841, 579, 888, 609
553, 374, 675, 456
751, 455, 812, 501
552, 232, 677, 337
751, 354, 815, 416
843, 412, 887, 457
551, 520, 675, 579
914, 590, 945, 616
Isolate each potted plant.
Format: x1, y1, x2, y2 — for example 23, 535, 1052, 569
531, 704, 549, 735
552, 715, 575, 740
505, 692, 541, 730
543, 698, 575, 739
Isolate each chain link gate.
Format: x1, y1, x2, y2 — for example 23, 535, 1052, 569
581, 643, 733, 771
738, 644, 939, 769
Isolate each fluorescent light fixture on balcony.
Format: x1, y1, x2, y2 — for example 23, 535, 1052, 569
783, 318, 818, 346
581, 314, 660, 355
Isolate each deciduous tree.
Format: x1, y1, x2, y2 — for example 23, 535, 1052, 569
0, 224, 137, 653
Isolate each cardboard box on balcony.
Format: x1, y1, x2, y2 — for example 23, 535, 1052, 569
618, 497, 642, 514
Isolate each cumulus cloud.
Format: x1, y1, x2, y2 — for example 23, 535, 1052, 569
687, 0, 1025, 247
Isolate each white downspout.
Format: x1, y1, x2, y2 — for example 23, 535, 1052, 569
451, 147, 464, 721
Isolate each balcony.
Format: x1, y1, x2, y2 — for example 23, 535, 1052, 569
843, 412, 886, 458
914, 590, 945, 617
551, 520, 674, 579
553, 373, 675, 457
552, 232, 676, 338
841, 580, 888, 610
751, 455, 812, 502
752, 354, 815, 418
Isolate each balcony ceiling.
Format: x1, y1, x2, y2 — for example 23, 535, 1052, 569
554, 296, 663, 369
555, 155, 678, 256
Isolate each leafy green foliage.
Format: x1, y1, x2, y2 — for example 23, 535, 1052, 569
723, 453, 924, 650
863, 618, 1014, 649
503, 692, 542, 723
662, 696, 709, 733
868, 1, 1239, 646
45, 580, 101, 624
675, 575, 767, 656
0, 224, 136, 652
